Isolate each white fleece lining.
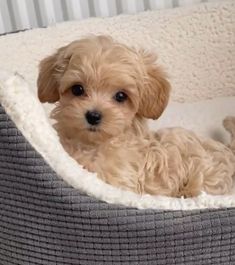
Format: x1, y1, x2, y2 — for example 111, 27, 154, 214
0, 72, 234, 210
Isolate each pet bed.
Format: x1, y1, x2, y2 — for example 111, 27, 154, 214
0, 1, 235, 264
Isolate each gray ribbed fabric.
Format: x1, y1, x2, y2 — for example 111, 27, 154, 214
0, 104, 235, 265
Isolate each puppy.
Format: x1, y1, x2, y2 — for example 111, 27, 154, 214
37, 35, 235, 197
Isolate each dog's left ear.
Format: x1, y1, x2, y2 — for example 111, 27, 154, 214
137, 50, 171, 119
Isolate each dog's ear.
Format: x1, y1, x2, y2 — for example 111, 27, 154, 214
137, 50, 171, 119
37, 45, 70, 103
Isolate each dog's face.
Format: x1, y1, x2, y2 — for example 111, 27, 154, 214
38, 36, 170, 144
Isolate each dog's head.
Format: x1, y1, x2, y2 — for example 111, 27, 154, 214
38, 35, 170, 144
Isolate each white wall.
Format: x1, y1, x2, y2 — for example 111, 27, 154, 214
0, 0, 220, 34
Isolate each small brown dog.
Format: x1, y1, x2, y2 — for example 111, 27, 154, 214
38, 35, 235, 197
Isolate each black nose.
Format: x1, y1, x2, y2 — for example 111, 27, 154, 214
85, 110, 102, 125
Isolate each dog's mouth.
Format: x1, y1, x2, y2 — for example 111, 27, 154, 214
85, 125, 114, 142
88, 127, 99, 132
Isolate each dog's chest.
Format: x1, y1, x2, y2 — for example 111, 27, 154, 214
75, 136, 150, 190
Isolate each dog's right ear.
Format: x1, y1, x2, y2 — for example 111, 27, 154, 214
37, 46, 70, 103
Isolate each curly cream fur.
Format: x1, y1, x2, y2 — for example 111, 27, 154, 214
38, 36, 235, 198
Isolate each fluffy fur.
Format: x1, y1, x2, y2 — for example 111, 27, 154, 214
38, 35, 235, 198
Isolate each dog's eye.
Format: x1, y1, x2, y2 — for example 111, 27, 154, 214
114, 91, 128, 103
71, 84, 84, 96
